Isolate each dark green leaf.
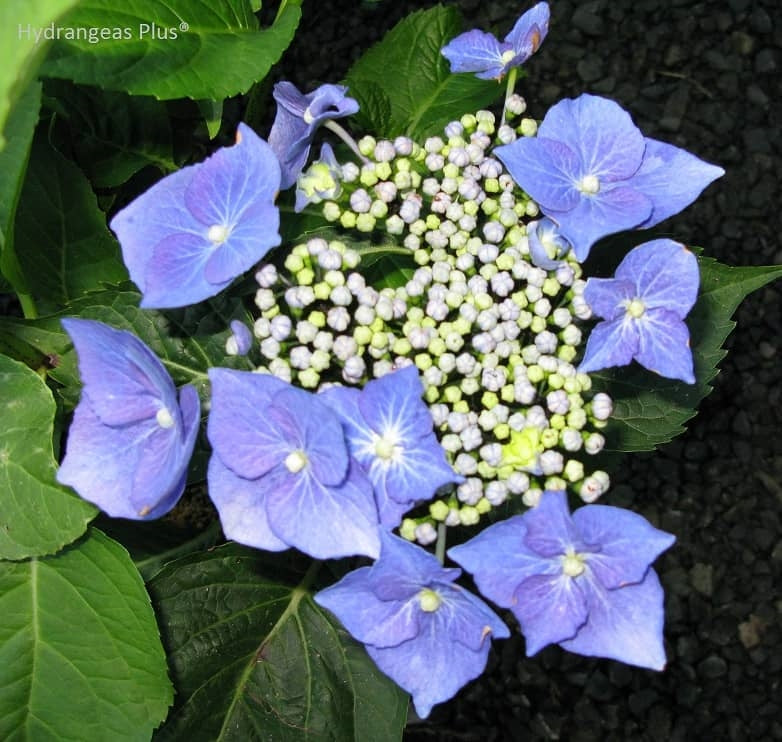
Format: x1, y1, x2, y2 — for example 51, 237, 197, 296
196, 99, 224, 140
149, 544, 409, 741
0, 528, 173, 740
13, 135, 128, 309
40, 0, 302, 101
0, 0, 80, 149
595, 257, 782, 452
0, 81, 40, 295
45, 81, 176, 188
346, 6, 500, 139
0, 354, 95, 559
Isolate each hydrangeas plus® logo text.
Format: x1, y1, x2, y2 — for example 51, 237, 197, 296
17, 21, 189, 45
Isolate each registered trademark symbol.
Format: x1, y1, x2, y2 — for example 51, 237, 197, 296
179, 21, 189, 32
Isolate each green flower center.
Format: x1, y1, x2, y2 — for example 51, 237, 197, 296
418, 588, 442, 613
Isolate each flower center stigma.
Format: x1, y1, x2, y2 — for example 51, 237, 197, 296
561, 549, 586, 578
500, 49, 516, 65
373, 430, 403, 461
207, 224, 231, 245
156, 407, 175, 429
285, 449, 308, 473
625, 297, 646, 318
303, 106, 315, 125
577, 174, 600, 195
418, 588, 442, 613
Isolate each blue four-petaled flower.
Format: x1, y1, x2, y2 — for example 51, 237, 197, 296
268, 82, 359, 189
496, 94, 724, 261
110, 123, 281, 309
578, 238, 700, 383
57, 318, 200, 520
441, 2, 550, 80
320, 365, 462, 528
449, 490, 675, 670
207, 368, 381, 559
315, 531, 510, 718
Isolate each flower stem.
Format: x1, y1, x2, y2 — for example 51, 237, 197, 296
435, 522, 447, 565
501, 67, 519, 128
323, 120, 370, 164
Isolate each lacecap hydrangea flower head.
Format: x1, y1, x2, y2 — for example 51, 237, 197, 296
57, 318, 200, 520
110, 123, 281, 309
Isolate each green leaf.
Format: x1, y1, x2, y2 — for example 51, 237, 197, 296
13, 135, 128, 310
0, 353, 95, 560
45, 81, 176, 188
149, 544, 409, 741
40, 0, 303, 101
0, 528, 173, 740
196, 99, 223, 140
345, 6, 500, 139
595, 258, 782, 452
0, 0, 80, 150
0, 81, 40, 295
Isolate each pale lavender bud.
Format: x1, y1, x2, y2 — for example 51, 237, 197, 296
472, 332, 496, 354
466, 143, 485, 163
535, 331, 558, 354
448, 411, 469, 433
424, 136, 445, 154
526, 405, 548, 429
255, 287, 276, 311
408, 326, 434, 349
477, 243, 499, 264
546, 389, 570, 415
483, 221, 506, 244
260, 336, 280, 359
430, 403, 449, 427
425, 230, 449, 250
540, 450, 564, 475
422, 177, 440, 196
485, 481, 508, 506
455, 352, 477, 376
506, 471, 530, 494
431, 191, 452, 214
374, 140, 396, 161
497, 124, 516, 144
448, 147, 470, 167
454, 452, 478, 476
374, 180, 398, 203
458, 214, 477, 232
399, 197, 422, 223
333, 335, 358, 360
393, 136, 414, 155
481, 366, 507, 392
457, 478, 483, 505
415, 523, 438, 546
580, 471, 610, 503
342, 355, 366, 382
561, 428, 583, 452
490, 272, 514, 297
561, 324, 582, 346
584, 432, 606, 455
341, 162, 360, 182
458, 178, 482, 200
255, 263, 278, 288
591, 392, 613, 420
460, 425, 483, 452
270, 315, 292, 341
425, 153, 445, 171
444, 120, 464, 139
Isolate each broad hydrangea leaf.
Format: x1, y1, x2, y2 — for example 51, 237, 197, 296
148, 544, 409, 741
13, 135, 127, 310
346, 6, 499, 140
0, 528, 173, 740
39, 0, 302, 101
0, 353, 95, 560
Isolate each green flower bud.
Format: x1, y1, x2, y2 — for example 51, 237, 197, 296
299, 367, 320, 388
297, 267, 315, 286
520, 118, 538, 137
443, 385, 462, 404
481, 391, 499, 409
376, 162, 392, 180
459, 506, 480, 526
356, 213, 376, 232
323, 202, 341, 222
475, 498, 492, 515
541, 428, 559, 448
494, 423, 510, 440
284, 253, 305, 273
354, 326, 372, 346
400, 518, 417, 541
340, 211, 357, 229
415, 353, 433, 371
563, 459, 585, 482
430, 500, 450, 521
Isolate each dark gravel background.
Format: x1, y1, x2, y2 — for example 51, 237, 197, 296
278, 0, 782, 739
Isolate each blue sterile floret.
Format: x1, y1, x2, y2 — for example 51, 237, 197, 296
57, 319, 200, 520
526, 217, 571, 270
110, 123, 281, 309
449, 490, 675, 670
315, 531, 510, 717
206, 368, 381, 559
495, 94, 724, 261
441, 2, 550, 80
578, 239, 700, 383
268, 81, 359, 189
320, 365, 463, 527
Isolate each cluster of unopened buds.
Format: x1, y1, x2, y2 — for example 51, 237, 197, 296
56, 1, 725, 719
